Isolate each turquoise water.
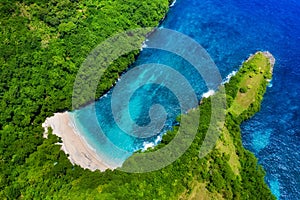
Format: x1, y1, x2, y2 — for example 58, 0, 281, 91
73, 48, 208, 166
74, 0, 300, 198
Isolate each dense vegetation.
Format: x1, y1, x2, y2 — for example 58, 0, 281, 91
0, 0, 275, 199
0, 0, 169, 198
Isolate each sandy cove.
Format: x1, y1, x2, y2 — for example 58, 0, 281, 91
42, 112, 116, 171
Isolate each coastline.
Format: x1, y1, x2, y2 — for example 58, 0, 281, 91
246, 51, 275, 71
41, 0, 175, 172
262, 51, 275, 72
42, 51, 275, 172
42, 112, 118, 171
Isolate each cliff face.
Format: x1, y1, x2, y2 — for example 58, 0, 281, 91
183, 52, 276, 199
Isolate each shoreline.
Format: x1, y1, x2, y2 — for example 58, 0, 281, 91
41, 0, 175, 172
42, 112, 118, 171
41, 51, 275, 173
246, 51, 275, 71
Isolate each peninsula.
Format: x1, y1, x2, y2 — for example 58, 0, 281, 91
180, 51, 276, 199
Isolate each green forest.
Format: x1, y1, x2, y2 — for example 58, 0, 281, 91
0, 0, 275, 199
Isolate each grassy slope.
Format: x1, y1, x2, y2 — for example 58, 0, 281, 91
229, 52, 272, 116
185, 52, 274, 199
216, 127, 240, 176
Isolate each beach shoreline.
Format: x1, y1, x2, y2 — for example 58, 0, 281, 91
42, 112, 118, 171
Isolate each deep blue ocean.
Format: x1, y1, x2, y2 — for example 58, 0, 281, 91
74, 0, 300, 199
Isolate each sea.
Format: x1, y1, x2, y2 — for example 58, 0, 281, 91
73, 0, 300, 199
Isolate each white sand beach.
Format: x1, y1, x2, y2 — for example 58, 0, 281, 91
42, 112, 117, 171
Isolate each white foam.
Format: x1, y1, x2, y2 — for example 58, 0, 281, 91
170, 0, 177, 7
142, 135, 162, 151
222, 70, 237, 84
140, 41, 148, 51
155, 135, 162, 144
114, 77, 121, 84
266, 79, 273, 88
202, 89, 215, 98
142, 141, 155, 151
